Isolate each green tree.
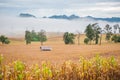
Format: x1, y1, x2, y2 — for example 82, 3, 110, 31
104, 24, 112, 41
38, 30, 47, 45
99, 29, 104, 45
113, 24, 119, 34
63, 32, 75, 44
92, 23, 101, 44
85, 24, 95, 44
25, 30, 31, 45
76, 31, 81, 45
0, 35, 10, 44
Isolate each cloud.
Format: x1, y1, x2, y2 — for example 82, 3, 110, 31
0, 0, 120, 17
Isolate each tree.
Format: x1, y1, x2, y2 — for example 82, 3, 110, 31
31, 30, 40, 41
63, 32, 75, 44
76, 31, 81, 45
104, 24, 112, 41
113, 24, 119, 34
85, 24, 95, 44
25, 30, 31, 45
118, 26, 120, 34
38, 30, 47, 45
92, 23, 101, 44
99, 29, 104, 45
0, 35, 10, 44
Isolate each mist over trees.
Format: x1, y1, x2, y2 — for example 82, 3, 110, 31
24, 23, 120, 46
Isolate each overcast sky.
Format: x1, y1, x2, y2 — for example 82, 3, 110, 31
0, 0, 120, 17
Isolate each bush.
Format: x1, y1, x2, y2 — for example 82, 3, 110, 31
0, 35, 10, 44
112, 35, 120, 43
84, 38, 89, 44
4, 39, 10, 44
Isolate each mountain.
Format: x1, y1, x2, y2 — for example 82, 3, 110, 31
94, 17, 120, 22
85, 16, 120, 22
48, 14, 80, 20
46, 15, 120, 22
19, 13, 36, 18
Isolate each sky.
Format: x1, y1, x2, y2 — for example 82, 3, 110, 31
0, 0, 120, 37
0, 0, 120, 17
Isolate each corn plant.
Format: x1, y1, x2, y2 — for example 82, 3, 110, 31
0, 54, 120, 80
0, 54, 3, 80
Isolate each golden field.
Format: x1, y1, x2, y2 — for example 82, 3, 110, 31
0, 34, 120, 65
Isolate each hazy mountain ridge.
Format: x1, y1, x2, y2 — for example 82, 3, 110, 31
85, 16, 120, 22
19, 13, 120, 22
48, 14, 80, 20
46, 14, 120, 22
19, 13, 36, 18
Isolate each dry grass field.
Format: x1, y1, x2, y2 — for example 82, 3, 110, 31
0, 34, 120, 65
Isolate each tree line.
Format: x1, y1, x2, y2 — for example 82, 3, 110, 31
84, 23, 120, 44
0, 23, 120, 45
63, 23, 120, 45
25, 29, 47, 45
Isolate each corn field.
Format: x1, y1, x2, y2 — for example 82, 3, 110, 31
0, 54, 120, 80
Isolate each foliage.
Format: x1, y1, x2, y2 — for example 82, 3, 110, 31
25, 30, 47, 45
113, 24, 119, 34
104, 24, 112, 41
0, 54, 3, 65
92, 23, 101, 44
14, 61, 25, 80
118, 25, 120, 33
112, 35, 120, 43
106, 33, 112, 41
0, 35, 10, 44
85, 23, 102, 44
85, 24, 95, 44
0, 54, 3, 79
84, 38, 89, 44
38, 30, 47, 45
25, 30, 31, 44
63, 32, 75, 44
1, 54, 120, 80
31, 30, 39, 41
76, 31, 81, 45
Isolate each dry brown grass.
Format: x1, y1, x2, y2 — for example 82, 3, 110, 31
0, 34, 120, 65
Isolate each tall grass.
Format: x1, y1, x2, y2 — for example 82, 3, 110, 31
0, 54, 120, 80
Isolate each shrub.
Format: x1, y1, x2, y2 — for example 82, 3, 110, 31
84, 38, 89, 44
112, 35, 120, 43
0, 35, 10, 44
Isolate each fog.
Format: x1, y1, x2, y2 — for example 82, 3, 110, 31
0, 16, 120, 37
